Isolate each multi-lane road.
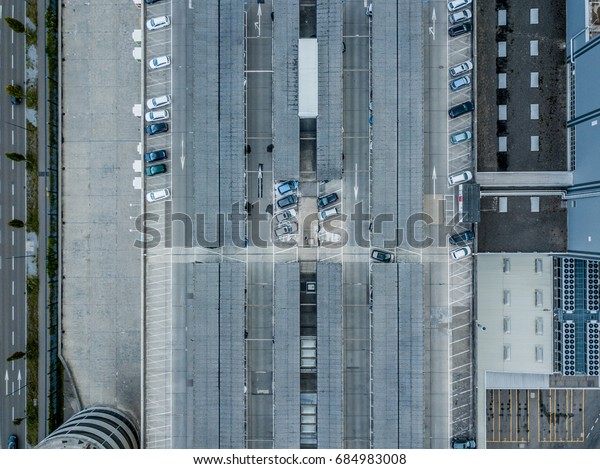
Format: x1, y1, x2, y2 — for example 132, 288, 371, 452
0, 0, 27, 450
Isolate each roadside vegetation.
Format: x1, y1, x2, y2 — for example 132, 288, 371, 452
24, 0, 40, 447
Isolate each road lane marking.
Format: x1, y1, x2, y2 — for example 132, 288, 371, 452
11, 29, 13, 44
12, 305, 14, 320
12, 230, 15, 245
11, 54, 14, 69
12, 331, 14, 345
12, 257, 14, 270
11, 129, 14, 144
12, 205, 14, 218
12, 183, 14, 195
12, 280, 15, 295
11, 105, 14, 119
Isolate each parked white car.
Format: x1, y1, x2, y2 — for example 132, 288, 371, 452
448, 170, 473, 186
146, 95, 171, 110
145, 109, 170, 122
450, 130, 473, 144
146, 15, 170, 31
148, 55, 171, 70
450, 60, 474, 77
448, 0, 472, 12
449, 9, 472, 24
450, 246, 472, 260
275, 208, 297, 224
320, 207, 339, 220
146, 188, 170, 203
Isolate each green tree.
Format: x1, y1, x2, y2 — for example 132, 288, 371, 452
4, 17, 25, 34
5, 84, 23, 99
12, 418, 25, 426
5, 152, 25, 162
8, 219, 25, 228
7, 351, 26, 361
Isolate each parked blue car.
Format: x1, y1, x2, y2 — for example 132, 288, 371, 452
277, 180, 298, 195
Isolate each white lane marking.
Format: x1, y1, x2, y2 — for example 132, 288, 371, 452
12, 205, 14, 218
12, 280, 15, 295
12, 183, 14, 195
12, 407, 14, 420
12, 305, 14, 320
0, 6, 3, 18
11, 29, 14, 44
189, 0, 193, 8
11, 105, 14, 119
11, 4, 14, 16
12, 257, 14, 270
12, 331, 14, 345
12, 230, 15, 245
11, 54, 14, 69
11, 129, 14, 145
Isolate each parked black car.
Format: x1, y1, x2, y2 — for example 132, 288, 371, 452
145, 123, 169, 135
448, 22, 473, 37
144, 150, 168, 163
449, 230, 475, 245
277, 194, 298, 209
448, 101, 474, 118
317, 193, 338, 208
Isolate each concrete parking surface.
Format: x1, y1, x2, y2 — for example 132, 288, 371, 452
486, 388, 600, 448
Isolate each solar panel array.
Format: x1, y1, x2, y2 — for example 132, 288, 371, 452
316, 2, 343, 181
586, 260, 600, 312
316, 263, 343, 449
586, 321, 599, 376
561, 257, 576, 312
562, 320, 576, 376
273, 264, 300, 448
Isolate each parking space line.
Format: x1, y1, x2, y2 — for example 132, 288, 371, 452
452, 415, 471, 424
452, 375, 471, 384
451, 349, 470, 358
450, 363, 470, 372
450, 323, 469, 332
450, 335, 470, 343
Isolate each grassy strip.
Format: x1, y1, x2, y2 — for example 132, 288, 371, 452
26, 0, 37, 28
24, 0, 40, 447
26, 276, 39, 446
26, 124, 38, 234
44, 3, 64, 436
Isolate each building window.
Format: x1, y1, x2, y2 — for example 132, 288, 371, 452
503, 290, 511, 306
535, 290, 543, 307
504, 317, 511, 334
504, 344, 511, 361
535, 258, 543, 273
503, 258, 511, 273
535, 317, 544, 335
535, 345, 543, 363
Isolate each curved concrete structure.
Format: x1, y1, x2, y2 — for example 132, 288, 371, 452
36, 407, 139, 449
